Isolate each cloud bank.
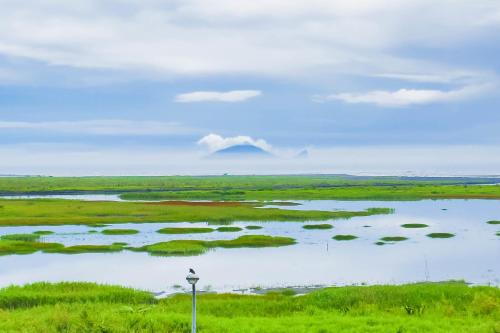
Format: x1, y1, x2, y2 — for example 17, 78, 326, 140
175, 90, 261, 103
0, 0, 498, 82
0, 120, 193, 135
320, 85, 490, 107
197, 133, 272, 152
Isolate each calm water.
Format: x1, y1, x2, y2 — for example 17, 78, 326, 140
0, 199, 498, 293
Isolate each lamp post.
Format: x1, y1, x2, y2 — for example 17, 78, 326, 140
186, 270, 199, 333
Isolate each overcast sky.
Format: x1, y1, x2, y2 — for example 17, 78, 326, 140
1, 0, 500, 175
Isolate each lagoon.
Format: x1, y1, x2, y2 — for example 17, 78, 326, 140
0, 199, 498, 294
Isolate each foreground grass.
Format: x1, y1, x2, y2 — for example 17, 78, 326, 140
0, 199, 392, 226
0, 281, 497, 332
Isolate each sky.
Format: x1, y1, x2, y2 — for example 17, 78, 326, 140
1, 0, 500, 176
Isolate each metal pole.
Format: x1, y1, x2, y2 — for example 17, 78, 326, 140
192, 284, 196, 333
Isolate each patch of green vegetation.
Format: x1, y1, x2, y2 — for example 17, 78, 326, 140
0, 281, 497, 332
1, 233, 40, 242
486, 220, 500, 225
260, 201, 302, 206
85, 223, 109, 228
496, 231, 500, 236
0, 199, 392, 226
134, 235, 296, 256
268, 288, 297, 296
46, 244, 126, 254
332, 234, 358, 241
157, 227, 214, 234
427, 233, 455, 239
380, 236, 408, 242
0, 234, 296, 256
32, 230, 54, 235
0, 240, 64, 255
245, 225, 263, 230
101, 229, 139, 235
135, 240, 208, 256
401, 223, 429, 228
211, 235, 295, 248
216, 226, 243, 232
375, 241, 386, 246
88, 230, 98, 234
302, 223, 333, 230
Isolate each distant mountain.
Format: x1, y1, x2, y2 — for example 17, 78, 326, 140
211, 144, 272, 157
295, 149, 309, 158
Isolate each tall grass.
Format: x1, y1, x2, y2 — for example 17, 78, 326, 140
0, 282, 154, 309
0, 281, 498, 332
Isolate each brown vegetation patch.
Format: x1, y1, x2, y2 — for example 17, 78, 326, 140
145, 200, 247, 207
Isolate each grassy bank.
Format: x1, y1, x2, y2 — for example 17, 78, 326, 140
121, 184, 500, 201
0, 199, 392, 226
1, 175, 498, 194
0, 175, 498, 201
0, 281, 497, 332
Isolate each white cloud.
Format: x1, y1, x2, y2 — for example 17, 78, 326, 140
197, 133, 271, 152
321, 84, 490, 107
0, 0, 498, 82
175, 90, 261, 103
0, 120, 194, 135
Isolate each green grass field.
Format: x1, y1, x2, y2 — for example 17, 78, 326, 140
0, 281, 497, 332
121, 184, 500, 201
1, 175, 499, 201
1, 175, 497, 193
0, 199, 392, 226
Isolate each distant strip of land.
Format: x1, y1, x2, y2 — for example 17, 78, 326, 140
121, 184, 500, 201
0, 175, 498, 196
0, 175, 499, 201
0, 281, 497, 332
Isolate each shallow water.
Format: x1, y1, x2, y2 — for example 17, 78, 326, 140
0, 199, 499, 293
0, 194, 124, 201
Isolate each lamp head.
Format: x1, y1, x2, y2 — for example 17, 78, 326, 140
186, 273, 199, 285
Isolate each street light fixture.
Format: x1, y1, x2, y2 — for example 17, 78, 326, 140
186, 269, 199, 333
